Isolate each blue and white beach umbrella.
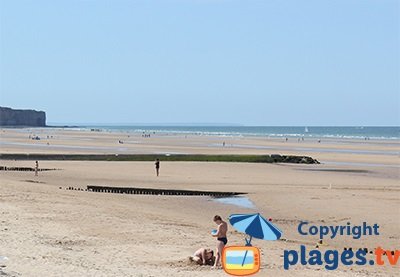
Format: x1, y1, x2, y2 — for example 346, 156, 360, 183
229, 213, 283, 266
229, 213, 282, 241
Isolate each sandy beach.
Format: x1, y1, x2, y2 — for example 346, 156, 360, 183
0, 128, 399, 276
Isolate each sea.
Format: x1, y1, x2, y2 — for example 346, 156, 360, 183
78, 126, 399, 140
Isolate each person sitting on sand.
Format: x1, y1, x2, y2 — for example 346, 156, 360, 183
211, 215, 228, 268
189, 248, 214, 266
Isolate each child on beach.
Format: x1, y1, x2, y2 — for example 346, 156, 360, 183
211, 215, 228, 268
189, 248, 214, 266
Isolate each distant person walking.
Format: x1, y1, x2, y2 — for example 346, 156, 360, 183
35, 161, 39, 176
155, 158, 160, 176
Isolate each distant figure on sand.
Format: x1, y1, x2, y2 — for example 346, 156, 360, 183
35, 161, 39, 176
211, 215, 228, 268
155, 158, 160, 176
190, 248, 214, 265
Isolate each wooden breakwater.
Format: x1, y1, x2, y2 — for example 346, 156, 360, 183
86, 185, 246, 197
0, 166, 58, 172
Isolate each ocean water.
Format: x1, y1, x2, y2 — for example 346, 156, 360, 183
83, 126, 399, 140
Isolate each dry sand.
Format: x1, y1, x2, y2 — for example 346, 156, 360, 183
0, 128, 399, 276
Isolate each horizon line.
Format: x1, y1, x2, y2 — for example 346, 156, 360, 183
46, 123, 400, 127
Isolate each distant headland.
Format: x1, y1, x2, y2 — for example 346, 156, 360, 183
0, 106, 46, 127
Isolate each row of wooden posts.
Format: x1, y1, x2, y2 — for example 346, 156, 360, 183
0, 166, 57, 172
84, 185, 245, 197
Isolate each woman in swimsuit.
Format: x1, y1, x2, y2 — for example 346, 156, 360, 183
211, 215, 228, 267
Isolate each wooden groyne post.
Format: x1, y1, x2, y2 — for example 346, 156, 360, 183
86, 185, 246, 197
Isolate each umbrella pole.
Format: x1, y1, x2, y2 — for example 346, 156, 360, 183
241, 236, 252, 266
246, 236, 253, 246
244, 235, 252, 246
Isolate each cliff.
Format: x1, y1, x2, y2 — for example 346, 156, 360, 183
0, 107, 46, 127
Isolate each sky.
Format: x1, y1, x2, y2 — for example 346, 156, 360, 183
0, 0, 399, 126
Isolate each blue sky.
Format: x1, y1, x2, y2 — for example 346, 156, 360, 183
0, 0, 399, 125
